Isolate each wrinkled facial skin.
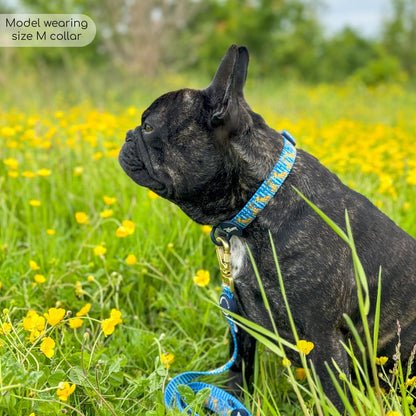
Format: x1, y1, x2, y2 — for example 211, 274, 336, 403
119, 89, 233, 224
120, 89, 208, 197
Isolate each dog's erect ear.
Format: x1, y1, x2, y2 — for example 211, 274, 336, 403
205, 45, 249, 121
235, 46, 249, 95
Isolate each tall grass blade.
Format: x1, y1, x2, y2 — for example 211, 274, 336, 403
373, 267, 383, 355
292, 187, 349, 244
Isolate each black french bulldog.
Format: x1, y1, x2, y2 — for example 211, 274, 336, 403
119, 44, 416, 409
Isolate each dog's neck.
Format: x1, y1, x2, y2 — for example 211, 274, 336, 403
211, 131, 296, 243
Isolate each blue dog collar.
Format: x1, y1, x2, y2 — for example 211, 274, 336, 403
211, 130, 296, 244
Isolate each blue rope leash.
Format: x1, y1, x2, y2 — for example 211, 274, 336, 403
164, 286, 251, 416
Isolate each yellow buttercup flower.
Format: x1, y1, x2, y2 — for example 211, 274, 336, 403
161, 352, 175, 368
106, 149, 119, 158
68, 318, 83, 329
0, 322, 12, 335
34, 274, 46, 284
100, 209, 113, 218
44, 307, 66, 326
23, 310, 45, 335
201, 225, 212, 234
56, 382, 76, 401
123, 220, 135, 233
103, 195, 116, 205
110, 309, 122, 322
26, 117, 37, 126
101, 319, 116, 337
37, 168, 51, 177
8, 171, 19, 178
116, 220, 135, 237
29, 260, 40, 270
76, 303, 91, 317
73, 166, 83, 176
148, 190, 159, 200
101, 309, 122, 337
29, 200, 41, 207
40, 336, 55, 358
1, 127, 16, 138
22, 170, 36, 178
296, 340, 314, 355
28, 331, 41, 343
403, 202, 411, 212
375, 356, 389, 366
93, 245, 107, 256
3, 157, 18, 169
282, 358, 291, 367
295, 368, 307, 381
75, 211, 88, 224
46, 229, 56, 236
193, 269, 210, 287
126, 254, 137, 265
406, 169, 416, 186
23, 313, 45, 342
406, 376, 416, 386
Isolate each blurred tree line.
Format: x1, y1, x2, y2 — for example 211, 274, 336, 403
2, 0, 416, 84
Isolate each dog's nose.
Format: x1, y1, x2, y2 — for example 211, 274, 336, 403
125, 129, 135, 142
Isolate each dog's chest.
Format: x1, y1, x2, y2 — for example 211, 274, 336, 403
230, 236, 247, 281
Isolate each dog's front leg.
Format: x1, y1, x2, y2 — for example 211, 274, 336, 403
308, 330, 351, 411
228, 328, 256, 396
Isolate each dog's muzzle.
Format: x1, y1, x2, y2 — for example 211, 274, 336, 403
119, 127, 170, 197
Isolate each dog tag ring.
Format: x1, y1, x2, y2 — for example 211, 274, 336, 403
210, 221, 243, 246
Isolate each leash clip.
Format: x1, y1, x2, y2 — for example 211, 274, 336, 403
214, 236, 234, 293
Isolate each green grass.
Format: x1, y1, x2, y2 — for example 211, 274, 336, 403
1, 66, 416, 415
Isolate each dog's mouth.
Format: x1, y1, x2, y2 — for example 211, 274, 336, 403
118, 127, 169, 196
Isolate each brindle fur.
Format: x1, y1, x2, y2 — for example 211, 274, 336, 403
119, 45, 416, 409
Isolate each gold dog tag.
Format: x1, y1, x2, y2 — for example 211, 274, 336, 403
215, 237, 234, 293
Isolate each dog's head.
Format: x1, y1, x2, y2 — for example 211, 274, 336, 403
119, 45, 281, 224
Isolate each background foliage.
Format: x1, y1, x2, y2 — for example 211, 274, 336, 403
1, 0, 416, 85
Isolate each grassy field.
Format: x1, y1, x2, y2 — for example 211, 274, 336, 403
1, 71, 416, 415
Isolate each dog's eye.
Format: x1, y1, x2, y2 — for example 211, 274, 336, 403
143, 123, 153, 133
